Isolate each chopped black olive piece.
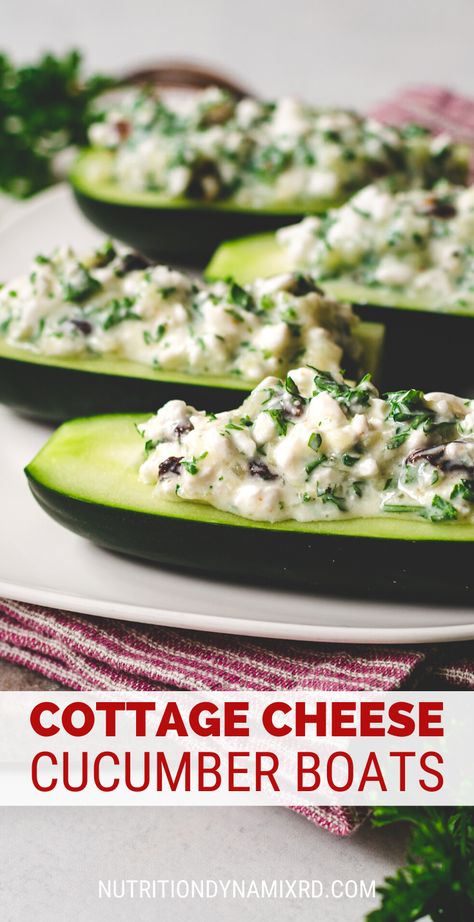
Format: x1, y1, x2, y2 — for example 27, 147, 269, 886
406, 440, 474, 476
419, 197, 457, 219
248, 459, 278, 480
70, 319, 93, 336
117, 252, 153, 276
174, 421, 194, 439
367, 160, 390, 178
158, 456, 183, 478
282, 397, 305, 418
286, 273, 324, 297
186, 160, 224, 201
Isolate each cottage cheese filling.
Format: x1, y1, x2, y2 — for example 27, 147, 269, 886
0, 243, 364, 381
138, 367, 474, 524
88, 87, 467, 208
278, 182, 474, 310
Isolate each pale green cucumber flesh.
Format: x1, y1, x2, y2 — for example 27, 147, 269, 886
26, 414, 474, 543
205, 234, 474, 318
70, 149, 343, 215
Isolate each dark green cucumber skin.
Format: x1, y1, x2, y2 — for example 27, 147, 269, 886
0, 355, 247, 421
73, 189, 305, 267
354, 305, 474, 395
27, 475, 474, 605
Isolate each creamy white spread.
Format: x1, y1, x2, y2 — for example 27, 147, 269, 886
0, 243, 363, 381
88, 88, 466, 207
138, 367, 474, 524
278, 182, 474, 310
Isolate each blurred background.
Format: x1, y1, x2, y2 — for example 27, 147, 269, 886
3, 0, 474, 107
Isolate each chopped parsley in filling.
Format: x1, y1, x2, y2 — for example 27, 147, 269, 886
88, 87, 467, 208
278, 182, 474, 310
138, 367, 474, 524
0, 243, 364, 380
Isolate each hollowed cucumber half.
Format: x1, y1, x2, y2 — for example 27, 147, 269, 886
206, 233, 474, 395
0, 321, 384, 422
70, 150, 342, 266
26, 413, 474, 603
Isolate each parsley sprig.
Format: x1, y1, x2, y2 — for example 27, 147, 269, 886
451, 479, 474, 503
98, 297, 140, 330
382, 496, 458, 522
226, 279, 255, 313
265, 408, 290, 436
317, 485, 346, 510
385, 389, 435, 448
62, 265, 101, 304
0, 49, 114, 197
310, 368, 374, 410
385, 389, 457, 450
182, 452, 208, 475
368, 807, 474, 921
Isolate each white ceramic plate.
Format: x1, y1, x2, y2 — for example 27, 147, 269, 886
1, 186, 473, 643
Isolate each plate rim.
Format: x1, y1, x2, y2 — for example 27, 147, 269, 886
1, 579, 474, 644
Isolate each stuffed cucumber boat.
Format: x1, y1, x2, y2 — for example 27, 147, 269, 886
71, 87, 469, 265
71, 149, 314, 268
26, 366, 474, 602
206, 182, 474, 393
0, 241, 383, 420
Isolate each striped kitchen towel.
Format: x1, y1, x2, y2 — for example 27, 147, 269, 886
1, 85, 474, 837
372, 84, 474, 177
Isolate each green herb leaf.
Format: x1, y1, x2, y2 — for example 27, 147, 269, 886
265, 408, 289, 436
182, 452, 208, 475
225, 420, 244, 431
317, 486, 346, 511
308, 432, 322, 452
305, 454, 327, 477
368, 807, 474, 922
224, 307, 244, 323
342, 453, 359, 467
428, 495, 458, 522
0, 50, 114, 198
62, 266, 101, 304
310, 368, 374, 410
227, 279, 254, 312
143, 323, 167, 345
100, 297, 139, 330
384, 388, 452, 449
451, 479, 474, 503
382, 503, 425, 515
285, 374, 301, 398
